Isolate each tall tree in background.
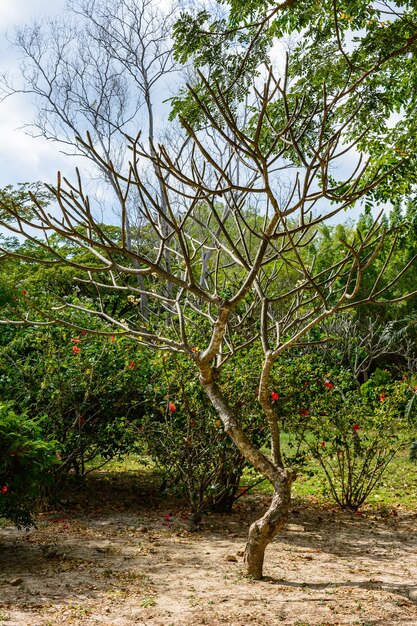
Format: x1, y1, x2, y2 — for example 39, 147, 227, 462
1, 0, 417, 578
1, 0, 181, 317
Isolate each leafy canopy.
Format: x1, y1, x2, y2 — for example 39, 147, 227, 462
172, 0, 417, 203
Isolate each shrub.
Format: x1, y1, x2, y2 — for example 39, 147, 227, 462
0, 404, 57, 528
275, 356, 411, 510
142, 350, 267, 527
0, 325, 146, 477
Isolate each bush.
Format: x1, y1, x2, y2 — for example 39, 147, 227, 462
0, 404, 57, 528
0, 325, 147, 477
142, 353, 245, 527
142, 349, 267, 527
274, 356, 411, 510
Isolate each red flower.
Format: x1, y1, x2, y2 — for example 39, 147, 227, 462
352, 423, 360, 431
324, 381, 334, 389
169, 402, 177, 412
81, 330, 86, 336
300, 408, 309, 417
1, 486, 8, 494
21, 289, 27, 294
379, 392, 386, 403
71, 337, 80, 343
128, 360, 136, 369
271, 391, 279, 401
164, 513, 171, 520
321, 441, 326, 448
72, 346, 81, 354
191, 346, 197, 352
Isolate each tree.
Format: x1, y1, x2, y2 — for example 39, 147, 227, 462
323, 313, 417, 382
173, 0, 417, 201
1, 0, 181, 318
1, 0, 417, 579
2, 0, 177, 169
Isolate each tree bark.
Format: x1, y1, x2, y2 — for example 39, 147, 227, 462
244, 469, 292, 579
200, 371, 292, 579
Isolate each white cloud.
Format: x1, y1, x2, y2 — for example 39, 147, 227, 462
0, 0, 68, 187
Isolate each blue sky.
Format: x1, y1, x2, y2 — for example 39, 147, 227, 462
0, 0, 177, 195
0, 1, 371, 225
0, 0, 69, 188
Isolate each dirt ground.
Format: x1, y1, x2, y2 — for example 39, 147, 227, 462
1, 471, 417, 626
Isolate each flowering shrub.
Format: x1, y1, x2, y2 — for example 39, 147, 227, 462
0, 322, 146, 478
0, 404, 57, 528
275, 357, 411, 510
142, 349, 267, 527
305, 381, 410, 509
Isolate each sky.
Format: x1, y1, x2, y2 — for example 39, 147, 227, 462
0, 0, 177, 197
0, 0, 69, 188
0, 1, 372, 224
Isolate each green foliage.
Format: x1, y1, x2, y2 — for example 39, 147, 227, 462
0, 182, 51, 224
141, 351, 263, 526
0, 404, 57, 528
276, 359, 411, 510
0, 238, 264, 513
0, 324, 146, 477
361, 368, 393, 400
172, 1, 417, 204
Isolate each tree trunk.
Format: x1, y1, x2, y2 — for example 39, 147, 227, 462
244, 469, 292, 579
200, 374, 291, 579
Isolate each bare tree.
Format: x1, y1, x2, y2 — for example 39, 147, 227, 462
1, 0, 181, 317
1, 48, 417, 579
323, 314, 417, 382
2, 0, 178, 164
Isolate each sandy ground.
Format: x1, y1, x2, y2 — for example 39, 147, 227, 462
1, 471, 417, 626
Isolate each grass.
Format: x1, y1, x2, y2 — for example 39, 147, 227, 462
242, 437, 417, 512
91, 453, 151, 474
85, 439, 417, 512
